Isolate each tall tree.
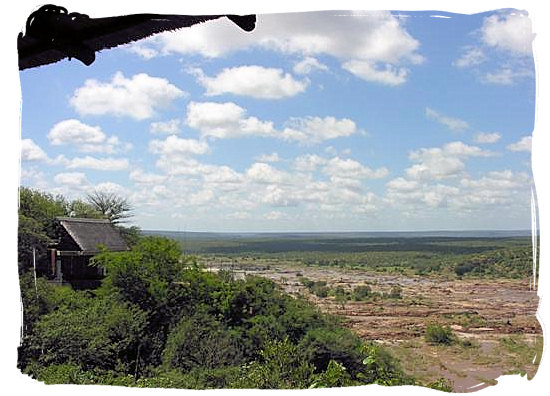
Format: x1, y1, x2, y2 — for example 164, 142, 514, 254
86, 191, 133, 224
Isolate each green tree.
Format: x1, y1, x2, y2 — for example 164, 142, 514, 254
162, 312, 244, 372
68, 199, 104, 219
425, 324, 456, 345
28, 294, 146, 372
87, 190, 133, 224
235, 338, 315, 389
18, 187, 68, 272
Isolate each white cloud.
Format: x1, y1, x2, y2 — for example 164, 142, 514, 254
281, 116, 358, 143
264, 211, 286, 221
323, 157, 389, 182
70, 72, 185, 120
482, 67, 533, 85
149, 119, 181, 135
193, 65, 308, 99
293, 154, 326, 172
63, 156, 129, 171
186, 101, 357, 143
91, 182, 128, 195
425, 108, 469, 131
54, 172, 89, 186
149, 135, 209, 156
386, 177, 420, 192
453, 12, 534, 88
48, 119, 128, 154
48, 119, 105, 145
453, 47, 486, 68
256, 153, 281, 163
129, 169, 167, 185
481, 12, 534, 55
406, 141, 494, 180
246, 162, 287, 184
21, 139, 48, 161
125, 43, 159, 59
186, 101, 276, 139
293, 57, 328, 75
456, 170, 532, 209
507, 136, 532, 152
342, 61, 409, 86
473, 132, 501, 144
136, 11, 422, 84
189, 189, 215, 205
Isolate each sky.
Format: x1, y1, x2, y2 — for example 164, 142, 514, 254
18, 8, 537, 232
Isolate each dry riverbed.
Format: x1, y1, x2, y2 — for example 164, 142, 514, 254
203, 258, 542, 392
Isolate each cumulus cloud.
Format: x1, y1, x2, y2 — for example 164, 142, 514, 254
256, 153, 282, 163
473, 132, 501, 144
406, 141, 494, 180
48, 119, 128, 154
149, 119, 181, 135
293, 154, 326, 172
342, 61, 409, 86
192, 65, 308, 99
70, 72, 185, 120
92, 182, 128, 195
186, 101, 276, 139
54, 172, 89, 186
293, 57, 328, 75
425, 108, 469, 132
134, 11, 422, 85
507, 136, 532, 152
281, 116, 358, 143
186, 101, 357, 143
323, 157, 389, 183
453, 11, 534, 86
456, 170, 532, 209
246, 162, 287, 184
481, 12, 534, 55
21, 139, 48, 161
149, 135, 209, 156
129, 169, 167, 185
61, 156, 129, 171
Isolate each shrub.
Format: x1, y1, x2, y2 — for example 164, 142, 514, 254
425, 324, 455, 345
427, 377, 453, 392
352, 285, 371, 301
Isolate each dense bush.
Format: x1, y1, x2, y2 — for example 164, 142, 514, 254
425, 324, 456, 345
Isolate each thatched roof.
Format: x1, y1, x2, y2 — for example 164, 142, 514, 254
57, 217, 128, 254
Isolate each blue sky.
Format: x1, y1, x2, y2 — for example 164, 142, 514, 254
19, 8, 536, 232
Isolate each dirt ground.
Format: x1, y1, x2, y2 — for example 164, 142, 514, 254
205, 259, 543, 392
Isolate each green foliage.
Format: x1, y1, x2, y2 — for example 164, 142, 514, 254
18, 187, 68, 272
299, 277, 330, 297
162, 312, 245, 371
360, 342, 413, 385
68, 199, 104, 219
19, 187, 68, 226
235, 338, 315, 389
388, 285, 403, 299
298, 327, 363, 375
352, 285, 371, 300
310, 360, 354, 388
93, 236, 184, 310
425, 324, 456, 345
30, 294, 146, 371
427, 377, 453, 392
